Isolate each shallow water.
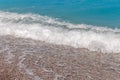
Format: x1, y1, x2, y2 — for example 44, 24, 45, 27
0, 35, 120, 80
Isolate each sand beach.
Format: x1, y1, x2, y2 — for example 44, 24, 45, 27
0, 35, 120, 80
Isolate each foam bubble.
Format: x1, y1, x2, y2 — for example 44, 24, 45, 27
0, 11, 120, 53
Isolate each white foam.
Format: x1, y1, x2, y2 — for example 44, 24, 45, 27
0, 11, 120, 53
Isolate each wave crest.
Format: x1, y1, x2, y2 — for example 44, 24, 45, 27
0, 11, 120, 53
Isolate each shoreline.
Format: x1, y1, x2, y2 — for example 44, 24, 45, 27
0, 35, 120, 80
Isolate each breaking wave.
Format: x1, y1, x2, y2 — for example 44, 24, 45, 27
0, 11, 120, 53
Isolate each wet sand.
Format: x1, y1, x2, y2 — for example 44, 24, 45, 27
0, 35, 120, 80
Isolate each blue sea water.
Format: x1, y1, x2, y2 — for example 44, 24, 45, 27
0, 0, 120, 53
0, 0, 120, 28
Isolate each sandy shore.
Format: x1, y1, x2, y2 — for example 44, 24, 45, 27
0, 35, 120, 80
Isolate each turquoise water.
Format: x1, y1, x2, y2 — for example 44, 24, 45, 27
1, 0, 120, 53
0, 0, 120, 28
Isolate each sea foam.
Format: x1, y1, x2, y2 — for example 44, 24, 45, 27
0, 11, 120, 53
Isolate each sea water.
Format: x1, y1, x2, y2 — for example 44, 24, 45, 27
0, 0, 120, 27
0, 0, 120, 53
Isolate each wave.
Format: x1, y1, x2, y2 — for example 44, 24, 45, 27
0, 11, 120, 53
